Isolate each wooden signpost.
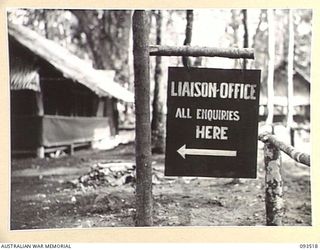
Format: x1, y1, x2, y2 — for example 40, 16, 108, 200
132, 11, 153, 226
165, 67, 261, 178
132, 10, 257, 226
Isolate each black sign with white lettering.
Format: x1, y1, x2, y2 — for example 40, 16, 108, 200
165, 67, 261, 178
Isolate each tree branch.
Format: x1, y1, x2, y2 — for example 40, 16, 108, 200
150, 45, 254, 59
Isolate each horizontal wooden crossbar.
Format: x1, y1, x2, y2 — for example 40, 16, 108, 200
258, 132, 310, 166
149, 45, 254, 59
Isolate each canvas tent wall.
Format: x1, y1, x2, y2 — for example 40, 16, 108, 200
9, 22, 134, 157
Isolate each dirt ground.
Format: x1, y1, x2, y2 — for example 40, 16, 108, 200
10, 139, 311, 229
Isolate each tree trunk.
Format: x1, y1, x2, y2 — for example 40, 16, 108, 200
72, 10, 131, 83
231, 9, 249, 185
242, 9, 249, 69
182, 10, 193, 67
287, 9, 294, 129
132, 10, 153, 226
231, 10, 239, 68
266, 9, 275, 126
151, 10, 165, 153
72, 10, 132, 135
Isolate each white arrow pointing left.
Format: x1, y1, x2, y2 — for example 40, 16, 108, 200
177, 144, 237, 159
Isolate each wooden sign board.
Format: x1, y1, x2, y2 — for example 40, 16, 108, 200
165, 67, 261, 178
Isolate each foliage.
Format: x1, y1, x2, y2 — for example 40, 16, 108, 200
7, 8, 313, 94
8, 9, 92, 61
253, 9, 312, 83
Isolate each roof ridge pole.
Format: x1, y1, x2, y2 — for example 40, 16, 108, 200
132, 10, 153, 226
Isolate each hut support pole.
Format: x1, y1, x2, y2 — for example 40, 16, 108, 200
36, 147, 44, 158
35, 92, 44, 116
264, 141, 284, 226
36, 92, 44, 158
68, 144, 74, 156
132, 10, 153, 226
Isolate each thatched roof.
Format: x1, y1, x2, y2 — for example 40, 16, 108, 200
10, 57, 41, 92
8, 22, 134, 103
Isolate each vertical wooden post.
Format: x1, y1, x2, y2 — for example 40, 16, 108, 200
264, 141, 284, 226
36, 146, 45, 158
182, 10, 193, 67
132, 10, 153, 226
290, 127, 295, 147
151, 10, 165, 153
241, 9, 248, 69
35, 92, 44, 116
35, 92, 44, 158
69, 144, 74, 156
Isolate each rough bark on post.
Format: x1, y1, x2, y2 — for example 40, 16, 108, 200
182, 10, 193, 67
259, 132, 310, 166
264, 141, 284, 226
242, 9, 248, 69
132, 10, 153, 226
149, 45, 254, 59
230, 10, 240, 68
151, 10, 165, 153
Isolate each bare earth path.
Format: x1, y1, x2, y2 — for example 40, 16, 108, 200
10, 142, 311, 229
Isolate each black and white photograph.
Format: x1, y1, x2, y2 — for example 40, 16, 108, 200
8, 8, 311, 230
